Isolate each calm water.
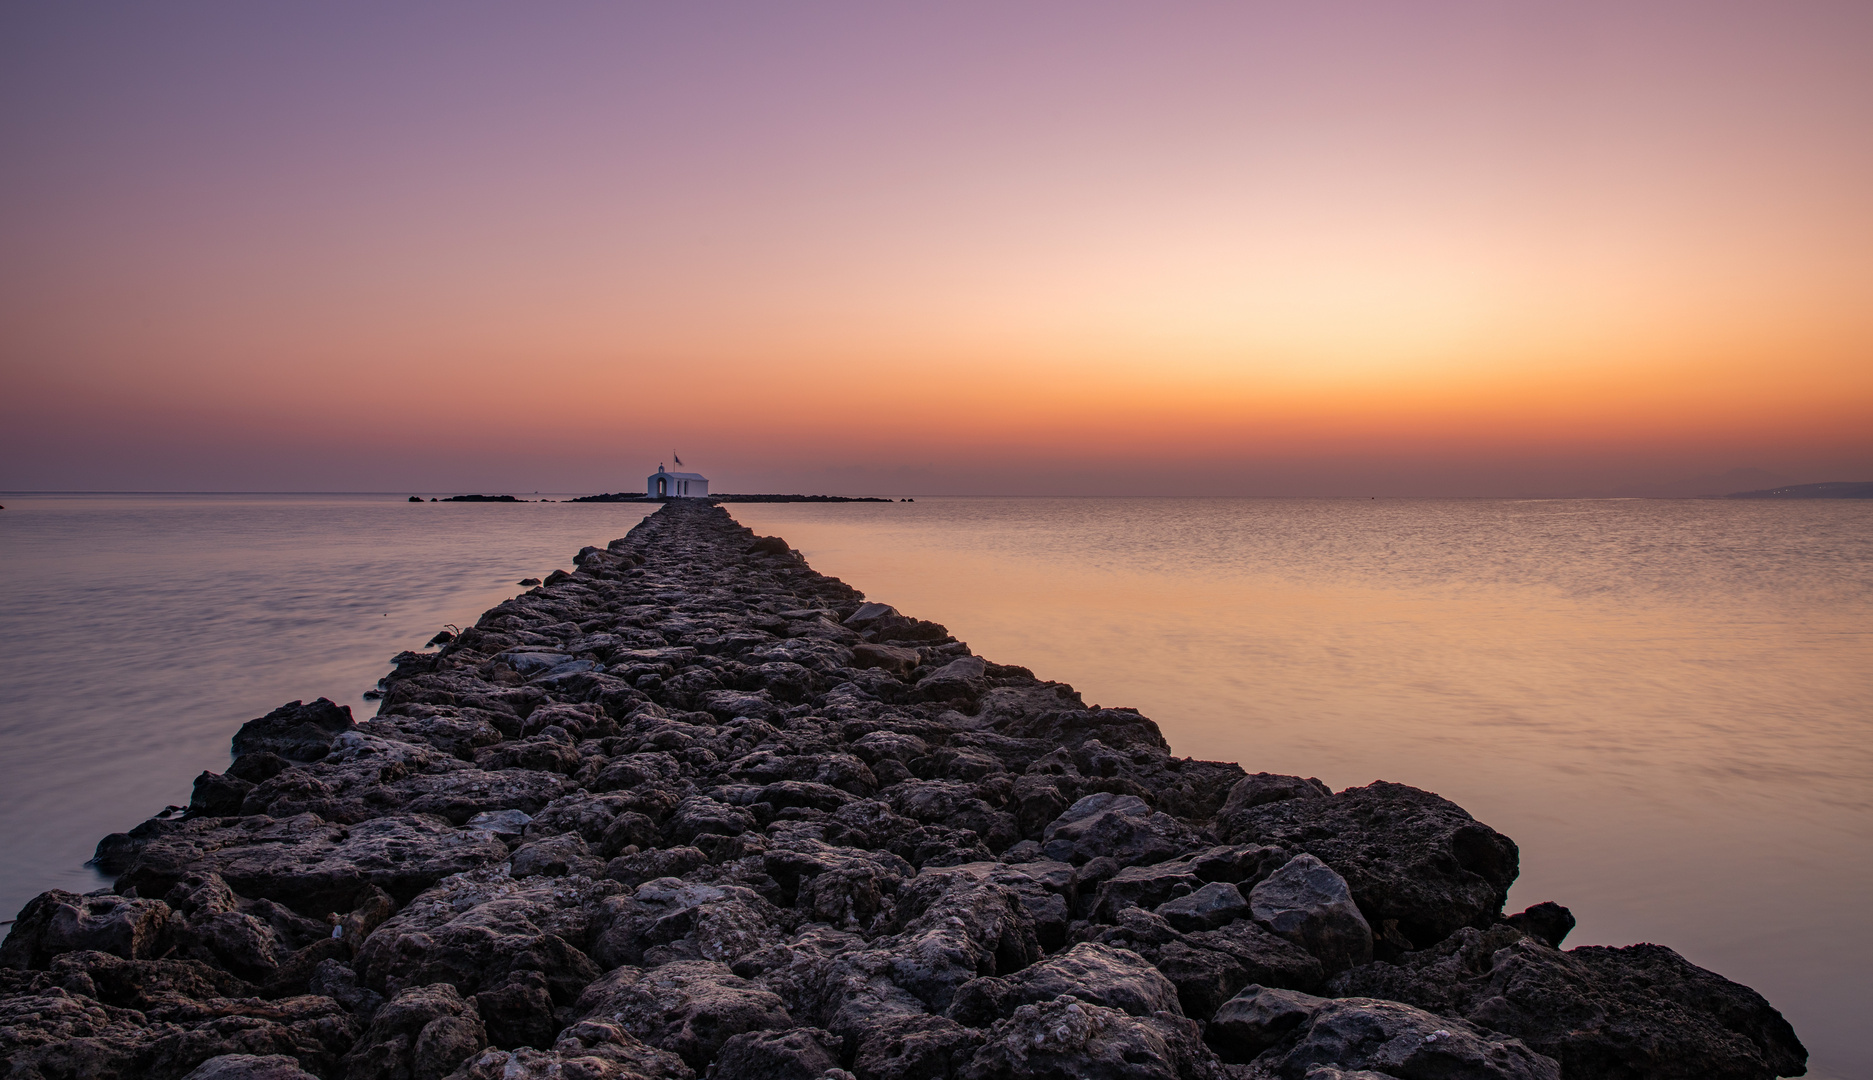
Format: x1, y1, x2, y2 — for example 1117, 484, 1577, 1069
2, 494, 1868, 1078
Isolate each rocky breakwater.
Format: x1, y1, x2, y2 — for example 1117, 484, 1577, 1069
1, 502, 1806, 1080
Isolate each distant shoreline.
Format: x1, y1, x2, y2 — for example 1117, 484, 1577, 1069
1725, 481, 1873, 499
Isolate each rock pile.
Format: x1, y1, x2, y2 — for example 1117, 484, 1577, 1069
1, 503, 1807, 1079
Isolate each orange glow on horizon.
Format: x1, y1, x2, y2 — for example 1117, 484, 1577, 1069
2, 3, 1869, 493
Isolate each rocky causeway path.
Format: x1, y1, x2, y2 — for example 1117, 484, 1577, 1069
1, 502, 1807, 1080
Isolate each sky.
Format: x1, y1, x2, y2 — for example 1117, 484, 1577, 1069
3, 1, 1870, 496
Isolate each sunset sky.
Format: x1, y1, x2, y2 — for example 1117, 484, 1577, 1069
3, 1, 1869, 495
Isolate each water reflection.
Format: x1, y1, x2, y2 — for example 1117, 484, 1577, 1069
730, 497, 1872, 1080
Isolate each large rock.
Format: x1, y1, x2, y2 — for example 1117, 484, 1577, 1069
872, 864, 1043, 1012
710, 1026, 844, 1080
180, 1055, 320, 1080
442, 1020, 694, 1080
1327, 925, 1807, 1080
958, 995, 1225, 1080
0, 889, 176, 968
915, 657, 989, 702
230, 699, 356, 761
1089, 845, 1287, 923
343, 982, 488, 1080
589, 876, 784, 970
573, 960, 793, 1069
116, 813, 510, 913
1215, 781, 1519, 948
1256, 993, 1559, 1080
849, 1013, 985, 1080
1218, 773, 1331, 815
1040, 793, 1200, 867
1247, 854, 1373, 974
948, 942, 1181, 1026
355, 868, 616, 1004
1155, 880, 1249, 932
1205, 985, 1331, 1061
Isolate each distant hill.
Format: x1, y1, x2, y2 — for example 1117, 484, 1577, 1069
1727, 481, 1873, 499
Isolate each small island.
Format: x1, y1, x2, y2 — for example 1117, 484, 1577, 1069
1727, 481, 1873, 499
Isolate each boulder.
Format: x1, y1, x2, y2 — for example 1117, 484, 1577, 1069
1252, 992, 1560, 1080
0, 889, 176, 968
1215, 781, 1519, 948
355, 869, 617, 1004
473, 969, 556, 1050
1248, 854, 1373, 974
1040, 793, 1200, 868
343, 982, 488, 1080
230, 699, 356, 761
999, 707, 1170, 753
948, 942, 1181, 1026
915, 657, 989, 702
958, 995, 1225, 1080
135, 992, 360, 1080
190, 772, 257, 818
442, 1020, 695, 1079
851, 643, 921, 676
849, 1013, 985, 1080
180, 1054, 320, 1080
1219, 773, 1331, 815
1503, 901, 1575, 948
116, 813, 511, 912
874, 865, 1043, 1011
574, 960, 793, 1069
590, 877, 784, 969
1205, 985, 1329, 1062
1155, 880, 1249, 932
711, 1026, 844, 1080
509, 833, 603, 878
1326, 927, 1807, 1080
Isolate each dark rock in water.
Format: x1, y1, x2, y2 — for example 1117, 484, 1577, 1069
1213, 780, 1519, 949
0, 501, 1804, 1080
1326, 925, 1807, 1080
227, 751, 290, 783
408, 496, 423, 503
517, 577, 542, 586
115, 813, 511, 912
189, 770, 256, 817
1211, 985, 1560, 1079
1504, 900, 1575, 948
230, 698, 356, 762
0, 889, 176, 967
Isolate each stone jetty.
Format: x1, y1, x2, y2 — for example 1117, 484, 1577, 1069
1, 502, 1806, 1079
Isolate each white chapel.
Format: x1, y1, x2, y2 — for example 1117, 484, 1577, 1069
648, 465, 708, 498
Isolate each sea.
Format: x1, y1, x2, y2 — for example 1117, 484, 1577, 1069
1, 493, 1867, 1078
